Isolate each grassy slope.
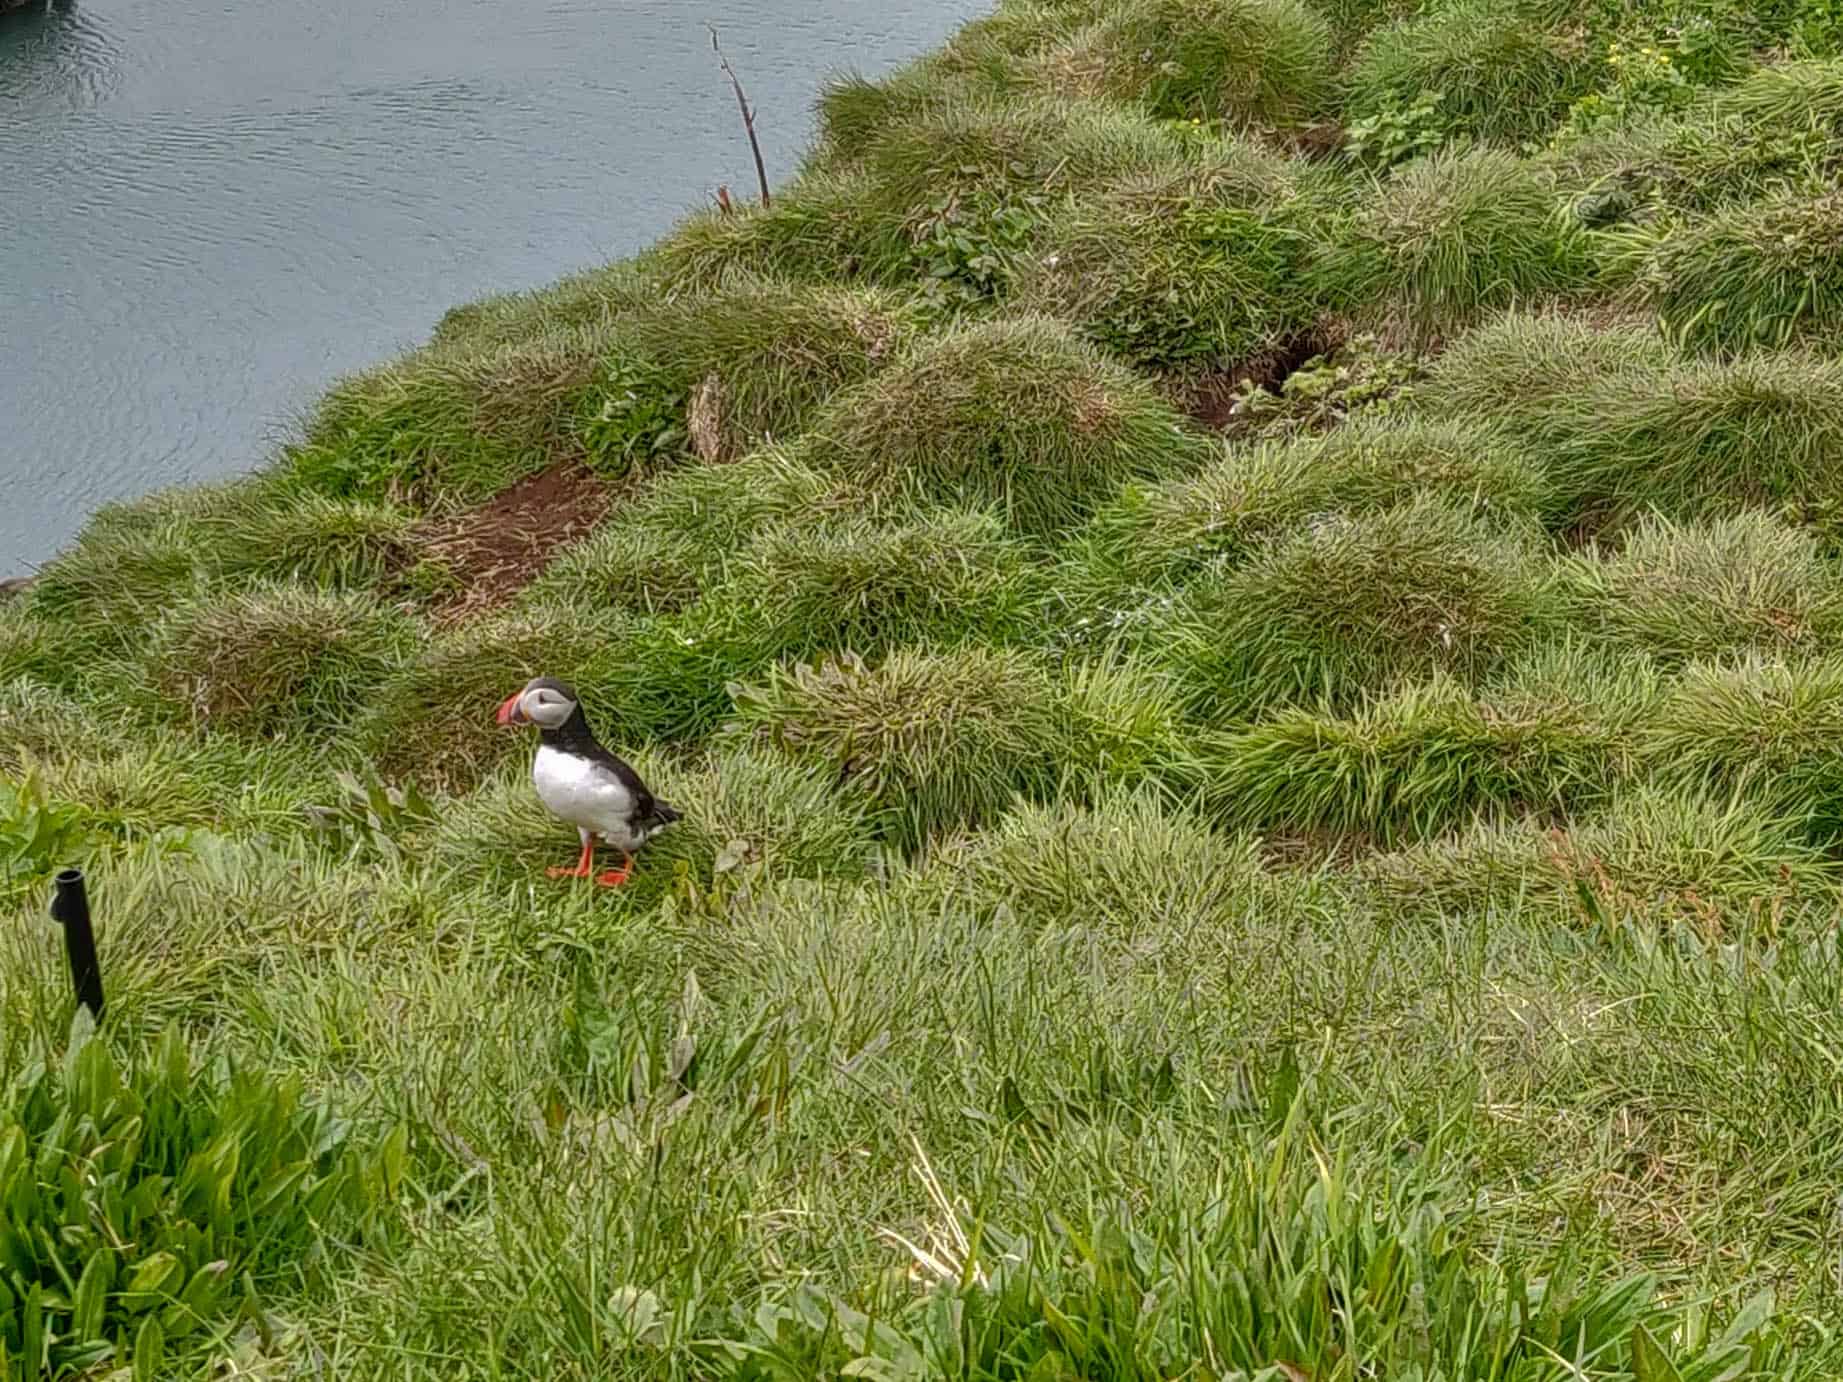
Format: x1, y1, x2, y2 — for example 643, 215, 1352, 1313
8, 0, 1843, 1375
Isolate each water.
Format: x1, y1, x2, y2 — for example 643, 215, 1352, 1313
0, 0, 980, 578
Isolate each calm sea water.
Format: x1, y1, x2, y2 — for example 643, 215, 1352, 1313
0, 0, 980, 577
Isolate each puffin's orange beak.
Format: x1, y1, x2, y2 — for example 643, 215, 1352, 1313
496, 692, 526, 727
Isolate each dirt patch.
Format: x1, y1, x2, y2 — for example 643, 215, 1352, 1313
1178, 329, 1341, 433
413, 462, 613, 624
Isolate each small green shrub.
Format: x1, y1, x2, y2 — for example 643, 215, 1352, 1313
1541, 350, 1843, 525
1039, 0, 1337, 125
612, 282, 918, 462
287, 326, 606, 506
1168, 496, 1558, 719
0, 772, 90, 900
728, 647, 1066, 849
1627, 185, 1843, 354
1566, 510, 1843, 661
808, 316, 1210, 537
1349, 0, 1596, 145
0, 1026, 397, 1378
1647, 654, 1843, 843
1328, 148, 1595, 344
1217, 333, 1428, 441
1086, 414, 1548, 590
144, 587, 415, 739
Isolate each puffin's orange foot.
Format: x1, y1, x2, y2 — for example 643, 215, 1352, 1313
594, 867, 630, 888
549, 841, 597, 881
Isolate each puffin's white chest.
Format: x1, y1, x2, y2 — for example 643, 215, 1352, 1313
532, 744, 634, 835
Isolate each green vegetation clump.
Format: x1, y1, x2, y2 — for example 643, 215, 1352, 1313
1647, 653, 1843, 842
1087, 414, 1548, 590
1169, 496, 1557, 718
1544, 349, 1843, 525
1329, 148, 1594, 343
1348, 0, 1596, 146
808, 315, 1209, 535
22, 0, 1843, 1369
729, 646, 1066, 847
0, 1026, 395, 1378
287, 326, 606, 506
1017, 136, 1331, 368
1567, 510, 1843, 660
1629, 184, 1843, 353
1200, 669, 1624, 845
1039, 0, 1337, 125
611, 280, 917, 462
1418, 309, 1672, 435
144, 586, 414, 738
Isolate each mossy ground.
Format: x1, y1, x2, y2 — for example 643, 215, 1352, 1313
10, 1, 1843, 1377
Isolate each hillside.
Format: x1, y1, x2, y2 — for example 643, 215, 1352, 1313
6, 0, 1843, 1375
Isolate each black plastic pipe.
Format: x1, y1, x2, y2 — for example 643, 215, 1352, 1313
48, 867, 104, 1020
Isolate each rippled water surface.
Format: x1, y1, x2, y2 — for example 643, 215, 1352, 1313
0, 0, 980, 575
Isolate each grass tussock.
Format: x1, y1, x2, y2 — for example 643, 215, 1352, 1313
1627, 185, 1843, 355
1647, 654, 1843, 843
1200, 666, 1628, 845
1039, 0, 1337, 127
1419, 310, 1673, 437
728, 646, 1066, 848
287, 326, 606, 507
613, 280, 918, 461
1016, 137, 1331, 369
143, 586, 416, 738
808, 315, 1209, 536
1348, 0, 1595, 146
1086, 414, 1548, 591
1567, 510, 1843, 661
1544, 350, 1843, 526
1364, 786, 1834, 927
1169, 496, 1558, 719
1329, 148, 1594, 344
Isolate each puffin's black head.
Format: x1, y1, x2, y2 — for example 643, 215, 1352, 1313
496, 676, 581, 730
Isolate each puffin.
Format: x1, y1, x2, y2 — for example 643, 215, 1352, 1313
495, 676, 680, 887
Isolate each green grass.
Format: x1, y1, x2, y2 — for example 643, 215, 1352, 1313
1329, 147, 1596, 344
1082, 413, 1549, 592
1016, 134, 1333, 369
1542, 348, 1843, 526
1167, 495, 1559, 719
17, 0, 1843, 1373
806, 315, 1212, 536
1565, 509, 1843, 660
613, 280, 920, 462
1038, 0, 1337, 126
1347, 0, 1598, 146
1626, 183, 1843, 353
286, 325, 608, 507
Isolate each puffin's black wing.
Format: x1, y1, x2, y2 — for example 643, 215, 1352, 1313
580, 741, 677, 827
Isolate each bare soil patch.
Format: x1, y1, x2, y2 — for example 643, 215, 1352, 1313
414, 462, 612, 624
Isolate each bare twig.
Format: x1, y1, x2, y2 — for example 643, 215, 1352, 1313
707, 25, 770, 209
